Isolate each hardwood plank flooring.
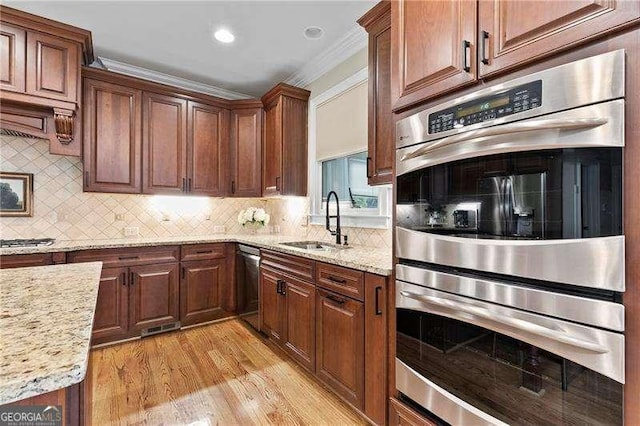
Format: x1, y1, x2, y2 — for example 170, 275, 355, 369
88, 319, 366, 425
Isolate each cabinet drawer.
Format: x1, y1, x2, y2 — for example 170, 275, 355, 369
0, 253, 53, 269
389, 397, 436, 426
316, 262, 364, 301
67, 246, 179, 268
181, 243, 226, 261
261, 249, 315, 282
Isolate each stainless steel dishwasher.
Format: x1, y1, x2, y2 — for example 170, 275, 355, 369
236, 244, 260, 330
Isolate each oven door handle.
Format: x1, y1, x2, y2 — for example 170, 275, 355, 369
400, 117, 608, 162
399, 290, 609, 354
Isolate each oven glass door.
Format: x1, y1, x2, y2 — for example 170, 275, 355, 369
396, 281, 624, 425
397, 147, 622, 240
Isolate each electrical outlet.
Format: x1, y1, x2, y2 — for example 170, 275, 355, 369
213, 225, 225, 233
123, 227, 139, 237
115, 213, 125, 221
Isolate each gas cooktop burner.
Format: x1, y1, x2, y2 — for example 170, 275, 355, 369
0, 238, 56, 248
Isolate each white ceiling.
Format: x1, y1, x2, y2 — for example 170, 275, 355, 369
5, 1, 376, 97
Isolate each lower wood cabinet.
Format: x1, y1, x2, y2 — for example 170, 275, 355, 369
316, 287, 364, 409
92, 266, 129, 342
180, 258, 227, 326
389, 397, 436, 426
0, 252, 65, 269
128, 262, 180, 332
259, 266, 315, 372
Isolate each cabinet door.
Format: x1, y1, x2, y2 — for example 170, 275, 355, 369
0, 23, 26, 93
478, 0, 640, 77
142, 92, 188, 194
282, 276, 315, 372
391, 0, 477, 111
280, 96, 308, 196
230, 108, 262, 197
26, 31, 79, 103
180, 259, 227, 326
92, 267, 129, 343
83, 78, 142, 193
129, 262, 180, 331
262, 99, 282, 196
316, 288, 364, 409
366, 9, 394, 185
259, 267, 285, 344
187, 101, 228, 196
364, 274, 388, 426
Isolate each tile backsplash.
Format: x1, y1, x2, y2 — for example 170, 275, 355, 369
0, 136, 391, 248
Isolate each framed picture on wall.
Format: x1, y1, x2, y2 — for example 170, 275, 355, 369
0, 172, 33, 217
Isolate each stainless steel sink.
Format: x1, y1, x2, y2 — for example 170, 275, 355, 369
280, 241, 351, 251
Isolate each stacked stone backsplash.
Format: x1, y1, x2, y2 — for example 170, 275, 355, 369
0, 135, 391, 248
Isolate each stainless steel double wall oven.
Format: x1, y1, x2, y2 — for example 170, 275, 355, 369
394, 50, 626, 425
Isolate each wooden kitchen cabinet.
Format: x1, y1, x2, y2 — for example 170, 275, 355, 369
92, 266, 129, 342
478, 0, 640, 78
316, 287, 365, 409
391, 0, 477, 111
229, 102, 263, 197
0, 22, 26, 93
142, 91, 188, 194
0, 253, 53, 269
359, 1, 394, 186
180, 258, 227, 326
187, 100, 228, 196
25, 30, 79, 104
128, 262, 180, 332
261, 83, 310, 197
364, 273, 388, 425
389, 397, 436, 426
282, 275, 316, 371
259, 267, 286, 344
83, 77, 142, 193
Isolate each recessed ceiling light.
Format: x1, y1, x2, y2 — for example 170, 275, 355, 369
304, 26, 324, 40
214, 28, 235, 43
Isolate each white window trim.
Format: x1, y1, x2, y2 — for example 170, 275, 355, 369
307, 67, 391, 230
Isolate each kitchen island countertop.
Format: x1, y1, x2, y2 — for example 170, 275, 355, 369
0, 262, 102, 405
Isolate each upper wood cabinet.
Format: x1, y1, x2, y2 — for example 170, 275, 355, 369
391, 0, 477, 111
142, 92, 188, 194
359, 1, 394, 186
83, 77, 142, 193
261, 83, 310, 197
187, 101, 228, 197
0, 22, 26, 93
478, 0, 640, 77
229, 102, 263, 197
0, 6, 93, 155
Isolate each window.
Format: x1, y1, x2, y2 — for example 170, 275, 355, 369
321, 152, 378, 208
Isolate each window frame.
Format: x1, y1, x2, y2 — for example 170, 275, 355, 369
307, 67, 391, 229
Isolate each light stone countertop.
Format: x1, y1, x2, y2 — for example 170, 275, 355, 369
0, 234, 393, 276
0, 262, 103, 405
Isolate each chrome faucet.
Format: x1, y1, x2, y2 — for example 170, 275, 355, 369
325, 191, 342, 245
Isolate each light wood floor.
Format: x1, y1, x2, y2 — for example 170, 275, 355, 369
88, 319, 366, 425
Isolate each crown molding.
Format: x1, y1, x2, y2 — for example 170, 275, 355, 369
96, 57, 252, 100
284, 25, 368, 89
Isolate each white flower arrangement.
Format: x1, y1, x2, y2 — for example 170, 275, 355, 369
237, 207, 270, 227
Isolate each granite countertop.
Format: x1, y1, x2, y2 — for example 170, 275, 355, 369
0, 262, 103, 405
0, 235, 393, 276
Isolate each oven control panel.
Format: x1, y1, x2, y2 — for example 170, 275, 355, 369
428, 80, 542, 134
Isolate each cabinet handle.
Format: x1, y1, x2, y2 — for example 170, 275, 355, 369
181, 267, 185, 280
84, 171, 89, 187
276, 279, 282, 294
481, 30, 490, 65
326, 275, 347, 284
375, 286, 383, 315
275, 176, 281, 192
280, 280, 286, 295
366, 156, 373, 179
118, 255, 139, 260
462, 40, 471, 72
326, 294, 346, 305
130, 272, 135, 286
182, 178, 186, 192
188, 178, 192, 192
195, 250, 213, 254
231, 180, 236, 194
121, 272, 127, 286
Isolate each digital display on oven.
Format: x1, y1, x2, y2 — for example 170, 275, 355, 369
455, 96, 510, 118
